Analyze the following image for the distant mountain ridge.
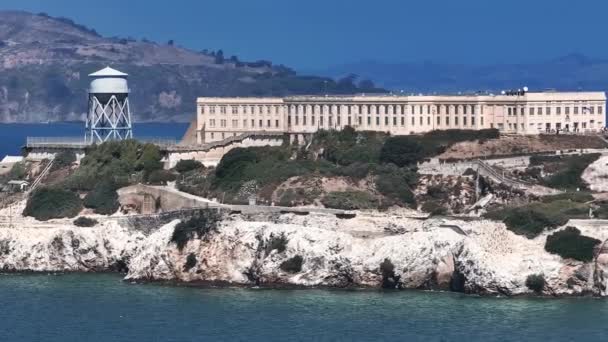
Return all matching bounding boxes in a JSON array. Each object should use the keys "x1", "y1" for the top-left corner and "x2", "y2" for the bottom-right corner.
[
  {"x1": 315, "y1": 53, "x2": 608, "y2": 94},
  {"x1": 0, "y1": 11, "x2": 381, "y2": 123}
]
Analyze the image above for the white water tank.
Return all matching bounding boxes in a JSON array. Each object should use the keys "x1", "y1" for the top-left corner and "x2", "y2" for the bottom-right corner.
[
  {"x1": 86, "y1": 66, "x2": 133, "y2": 143},
  {"x1": 89, "y1": 66, "x2": 129, "y2": 95}
]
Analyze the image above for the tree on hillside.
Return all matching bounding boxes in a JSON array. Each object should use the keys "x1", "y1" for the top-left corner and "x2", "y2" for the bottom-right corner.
[{"x1": 379, "y1": 136, "x2": 424, "y2": 167}]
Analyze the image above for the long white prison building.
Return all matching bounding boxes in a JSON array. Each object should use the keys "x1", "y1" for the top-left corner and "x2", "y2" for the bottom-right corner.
[{"x1": 193, "y1": 91, "x2": 606, "y2": 143}]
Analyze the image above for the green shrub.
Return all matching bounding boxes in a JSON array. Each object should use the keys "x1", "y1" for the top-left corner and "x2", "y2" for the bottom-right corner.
[
  {"x1": 24, "y1": 187, "x2": 82, "y2": 221},
  {"x1": 184, "y1": 253, "x2": 197, "y2": 271},
  {"x1": 265, "y1": 233, "x2": 289, "y2": 256},
  {"x1": 83, "y1": 180, "x2": 119, "y2": 215},
  {"x1": 65, "y1": 140, "x2": 163, "y2": 191},
  {"x1": 541, "y1": 192, "x2": 594, "y2": 204},
  {"x1": 53, "y1": 151, "x2": 76, "y2": 169},
  {"x1": 545, "y1": 227, "x2": 600, "y2": 262},
  {"x1": 175, "y1": 159, "x2": 203, "y2": 173},
  {"x1": 280, "y1": 255, "x2": 303, "y2": 273},
  {"x1": 313, "y1": 129, "x2": 384, "y2": 166},
  {"x1": 485, "y1": 200, "x2": 590, "y2": 238},
  {"x1": 374, "y1": 164, "x2": 417, "y2": 205},
  {"x1": 486, "y1": 206, "x2": 565, "y2": 238},
  {"x1": 421, "y1": 200, "x2": 447, "y2": 216},
  {"x1": 7, "y1": 162, "x2": 26, "y2": 180},
  {"x1": 525, "y1": 274, "x2": 545, "y2": 293},
  {"x1": 215, "y1": 148, "x2": 259, "y2": 179},
  {"x1": 380, "y1": 258, "x2": 401, "y2": 289},
  {"x1": 379, "y1": 136, "x2": 424, "y2": 167},
  {"x1": 146, "y1": 169, "x2": 177, "y2": 185},
  {"x1": 171, "y1": 210, "x2": 222, "y2": 250},
  {"x1": 332, "y1": 162, "x2": 373, "y2": 179},
  {"x1": 73, "y1": 216, "x2": 98, "y2": 227},
  {"x1": 138, "y1": 143, "x2": 164, "y2": 176},
  {"x1": 278, "y1": 189, "x2": 296, "y2": 207},
  {"x1": 540, "y1": 154, "x2": 600, "y2": 190},
  {"x1": 321, "y1": 191, "x2": 379, "y2": 210}
]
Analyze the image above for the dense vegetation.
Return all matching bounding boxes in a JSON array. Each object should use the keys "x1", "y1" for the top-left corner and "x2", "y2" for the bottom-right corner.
[
  {"x1": 62, "y1": 140, "x2": 164, "y2": 191},
  {"x1": 83, "y1": 180, "x2": 120, "y2": 215},
  {"x1": 321, "y1": 191, "x2": 379, "y2": 210},
  {"x1": 380, "y1": 258, "x2": 401, "y2": 289},
  {"x1": 73, "y1": 216, "x2": 98, "y2": 227},
  {"x1": 53, "y1": 151, "x2": 76, "y2": 169},
  {"x1": 171, "y1": 210, "x2": 222, "y2": 250},
  {"x1": 177, "y1": 128, "x2": 502, "y2": 209},
  {"x1": 528, "y1": 153, "x2": 600, "y2": 190},
  {"x1": 379, "y1": 129, "x2": 500, "y2": 166},
  {"x1": 485, "y1": 198, "x2": 589, "y2": 238},
  {"x1": 175, "y1": 159, "x2": 203, "y2": 174},
  {"x1": 279, "y1": 255, "x2": 303, "y2": 273},
  {"x1": 545, "y1": 227, "x2": 601, "y2": 262},
  {"x1": 24, "y1": 187, "x2": 82, "y2": 221},
  {"x1": 265, "y1": 233, "x2": 289, "y2": 256},
  {"x1": 184, "y1": 253, "x2": 197, "y2": 271},
  {"x1": 525, "y1": 274, "x2": 546, "y2": 293}
]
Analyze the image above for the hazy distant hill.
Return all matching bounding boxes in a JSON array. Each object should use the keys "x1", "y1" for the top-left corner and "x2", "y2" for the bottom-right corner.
[
  {"x1": 0, "y1": 11, "x2": 382, "y2": 123},
  {"x1": 315, "y1": 54, "x2": 608, "y2": 94}
]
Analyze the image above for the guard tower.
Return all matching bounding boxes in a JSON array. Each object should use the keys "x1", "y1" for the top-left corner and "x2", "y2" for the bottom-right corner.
[{"x1": 85, "y1": 66, "x2": 133, "y2": 143}]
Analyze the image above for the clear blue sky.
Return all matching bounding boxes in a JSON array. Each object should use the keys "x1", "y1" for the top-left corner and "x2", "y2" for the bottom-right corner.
[{"x1": 3, "y1": 0, "x2": 607, "y2": 69}]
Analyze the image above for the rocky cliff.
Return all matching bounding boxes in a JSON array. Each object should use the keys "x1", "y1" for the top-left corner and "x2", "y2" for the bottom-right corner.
[{"x1": 3, "y1": 210, "x2": 608, "y2": 296}]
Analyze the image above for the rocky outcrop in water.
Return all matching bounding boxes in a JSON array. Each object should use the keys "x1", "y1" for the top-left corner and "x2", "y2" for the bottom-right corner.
[{"x1": 3, "y1": 211, "x2": 608, "y2": 296}]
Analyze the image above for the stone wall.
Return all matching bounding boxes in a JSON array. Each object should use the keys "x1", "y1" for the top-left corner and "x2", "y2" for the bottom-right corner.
[
  {"x1": 166, "y1": 136, "x2": 284, "y2": 167},
  {"x1": 117, "y1": 184, "x2": 210, "y2": 213}
]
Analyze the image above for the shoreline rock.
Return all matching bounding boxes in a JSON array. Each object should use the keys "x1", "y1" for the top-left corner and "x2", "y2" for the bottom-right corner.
[{"x1": 2, "y1": 211, "x2": 608, "y2": 297}]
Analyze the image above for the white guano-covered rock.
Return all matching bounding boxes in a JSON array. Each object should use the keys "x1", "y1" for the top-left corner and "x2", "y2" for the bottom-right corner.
[
  {"x1": 3, "y1": 210, "x2": 608, "y2": 296},
  {"x1": 582, "y1": 155, "x2": 608, "y2": 192}
]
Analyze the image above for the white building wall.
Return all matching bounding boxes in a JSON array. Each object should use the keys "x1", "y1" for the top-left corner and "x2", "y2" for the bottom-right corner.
[{"x1": 196, "y1": 92, "x2": 606, "y2": 143}]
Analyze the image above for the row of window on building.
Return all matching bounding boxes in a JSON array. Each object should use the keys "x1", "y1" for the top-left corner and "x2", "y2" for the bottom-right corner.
[
  {"x1": 284, "y1": 114, "x2": 484, "y2": 128},
  {"x1": 202, "y1": 105, "x2": 283, "y2": 115},
  {"x1": 500, "y1": 120, "x2": 600, "y2": 132},
  {"x1": 208, "y1": 118, "x2": 280, "y2": 129},
  {"x1": 201, "y1": 104, "x2": 481, "y2": 116},
  {"x1": 506, "y1": 105, "x2": 603, "y2": 116}
]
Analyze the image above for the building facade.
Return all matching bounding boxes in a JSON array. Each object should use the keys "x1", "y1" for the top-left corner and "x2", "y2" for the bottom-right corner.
[{"x1": 195, "y1": 91, "x2": 606, "y2": 144}]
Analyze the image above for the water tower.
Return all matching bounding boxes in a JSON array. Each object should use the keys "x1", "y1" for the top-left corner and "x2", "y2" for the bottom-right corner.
[{"x1": 85, "y1": 66, "x2": 133, "y2": 143}]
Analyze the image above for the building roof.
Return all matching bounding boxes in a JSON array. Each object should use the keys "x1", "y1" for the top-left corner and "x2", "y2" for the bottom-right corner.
[
  {"x1": 89, "y1": 66, "x2": 128, "y2": 77},
  {"x1": 1, "y1": 155, "x2": 23, "y2": 164}
]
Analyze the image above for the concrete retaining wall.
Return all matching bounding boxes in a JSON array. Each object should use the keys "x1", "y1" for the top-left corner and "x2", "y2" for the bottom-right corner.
[
  {"x1": 166, "y1": 137, "x2": 284, "y2": 167},
  {"x1": 117, "y1": 184, "x2": 210, "y2": 213}
]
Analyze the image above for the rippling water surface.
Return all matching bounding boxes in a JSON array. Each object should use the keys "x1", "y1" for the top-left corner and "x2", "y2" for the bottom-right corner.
[{"x1": 0, "y1": 273, "x2": 607, "y2": 341}]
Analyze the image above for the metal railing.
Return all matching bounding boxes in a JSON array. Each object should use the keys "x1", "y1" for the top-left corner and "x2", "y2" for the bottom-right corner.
[
  {"x1": 25, "y1": 136, "x2": 180, "y2": 148},
  {"x1": 26, "y1": 136, "x2": 89, "y2": 148}
]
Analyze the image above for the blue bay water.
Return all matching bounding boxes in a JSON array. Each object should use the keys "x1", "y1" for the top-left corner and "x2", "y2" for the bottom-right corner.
[
  {"x1": 0, "y1": 122, "x2": 189, "y2": 157},
  {"x1": 0, "y1": 273, "x2": 607, "y2": 341}
]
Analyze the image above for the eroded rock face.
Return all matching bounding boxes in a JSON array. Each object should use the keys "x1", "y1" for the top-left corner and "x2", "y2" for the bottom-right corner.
[
  {"x1": 0, "y1": 222, "x2": 144, "y2": 272},
  {"x1": 582, "y1": 156, "x2": 608, "y2": 192},
  {"x1": 3, "y1": 212, "x2": 608, "y2": 296}
]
